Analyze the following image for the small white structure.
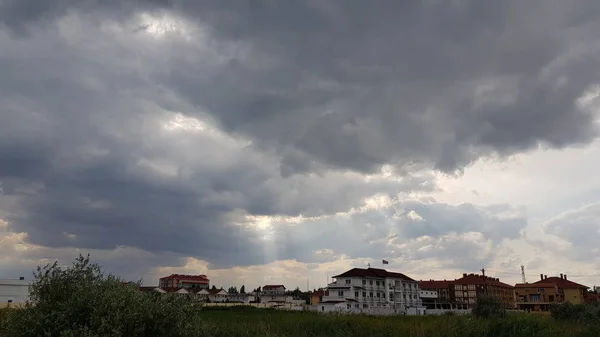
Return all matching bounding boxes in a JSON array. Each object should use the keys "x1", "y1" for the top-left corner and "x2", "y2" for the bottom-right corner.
[
  {"x1": 208, "y1": 288, "x2": 228, "y2": 302},
  {"x1": 227, "y1": 293, "x2": 255, "y2": 303},
  {"x1": 0, "y1": 278, "x2": 32, "y2": 307}
]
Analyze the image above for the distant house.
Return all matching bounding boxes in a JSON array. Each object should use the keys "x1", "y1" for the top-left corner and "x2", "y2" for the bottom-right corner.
[
  {"x1": 260, "y1": 285, "x2": 292, "y2": 304},
  {"x1": 228, "y1": 292, "x2": 255, "y2": 303},
  {"x1": 159, "y1": 274, "x2": 209, "y2": 290},
  {"x1": 515, "y1": 274, "x2": 589, "y2": 311},
  {"x1": 262, "y1": 285, "x2": 286, "y2": 295},
  {"x1": 310, "y1": 290, "x2": 326, "y2": 305},
  {"x1": 208, "y1": 288, "x2": 228, "y2": 303}
]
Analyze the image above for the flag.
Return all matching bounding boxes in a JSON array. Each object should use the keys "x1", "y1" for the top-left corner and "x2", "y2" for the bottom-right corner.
[{"x1": 382, "y1": 259, "x2": 389, "y2": 265}]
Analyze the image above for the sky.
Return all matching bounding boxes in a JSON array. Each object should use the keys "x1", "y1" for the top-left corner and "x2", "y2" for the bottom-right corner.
[{"x1": 1, "y1": 0, "x2": 600, "y2": 291}]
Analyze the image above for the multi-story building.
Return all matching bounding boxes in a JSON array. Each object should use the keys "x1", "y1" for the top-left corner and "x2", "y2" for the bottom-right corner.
[
  {"x1": 260, "y1": 285, "x2": 291, "y2": 304},
  {"x1": 419, "y1": 280, "x2": 453, "y2": 309},
  {"x1": 420, "y1": 273, "x2": 514, "y2": 309},
  {"x1": 515, "y1": 274, "x2": 588, "y2": 311},
  {"x1": 0, "y1": 277, "x2": 31, "y2": 308},
  {"x1": 158, "y1": 274, "x2": 209, "y2": 290},
  {"x1": 452, "y1": 273, "x2": 514, "y2": 309},
  {"x1": 321, "y1": 267, "x2": 422, "y2": 314}
]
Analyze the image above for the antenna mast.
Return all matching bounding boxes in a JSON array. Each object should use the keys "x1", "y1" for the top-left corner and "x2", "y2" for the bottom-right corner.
[{"x1": 521, "y1": 265, "x2": 526, "y2": 283}]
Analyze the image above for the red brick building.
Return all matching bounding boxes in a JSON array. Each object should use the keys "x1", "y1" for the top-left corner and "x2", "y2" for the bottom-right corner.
[
  {"x1": 420, "y1": 273, "x2": 514, "y2": 309},
  {"x1": 159, "y1": 274, "x2": 209, "y2": 290}
]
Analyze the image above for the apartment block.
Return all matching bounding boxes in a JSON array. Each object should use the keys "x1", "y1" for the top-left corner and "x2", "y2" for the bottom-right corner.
[{"x1": 515, "y1": 274, "x2": 588, "y2": 311}]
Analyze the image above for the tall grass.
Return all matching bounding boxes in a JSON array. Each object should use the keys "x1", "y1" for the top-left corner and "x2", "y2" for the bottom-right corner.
[
  {"x1": 2, "y1": 304, "x2": 598, "y2": 336},
  {"x1": 198, "y1": 306, "x2": 597, "y2": 337}
]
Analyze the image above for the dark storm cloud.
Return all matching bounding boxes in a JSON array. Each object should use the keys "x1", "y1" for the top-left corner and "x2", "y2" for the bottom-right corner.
[{"x1": 0, "y1": 0, "x2": 598, "y2": 271}]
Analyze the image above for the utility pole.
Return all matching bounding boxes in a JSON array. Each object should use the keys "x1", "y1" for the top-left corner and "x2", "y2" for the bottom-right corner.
[
  {"x1": 521, "y1": 265, "x2": 526, "y2": 283},
  {"x1": 481, "y1": 268, "x2": 487, "y2": 295}
]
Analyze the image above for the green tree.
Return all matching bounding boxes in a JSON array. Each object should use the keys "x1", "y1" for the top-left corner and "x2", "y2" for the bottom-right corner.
[
  {"x1": 2, "y1": 254, "x2": 209, "y2": 337},
  {"x1": 240, "y1": 285, "x2": 245, "y2": 294},
  {"x1": 472, "y1": 294, "x2": 507, "y2": 319}
]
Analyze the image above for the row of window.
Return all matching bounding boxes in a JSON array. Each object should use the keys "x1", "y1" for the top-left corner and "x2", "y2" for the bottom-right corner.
[{"x1": 342, "y1": 278, "x2": 417, "y2": 290}]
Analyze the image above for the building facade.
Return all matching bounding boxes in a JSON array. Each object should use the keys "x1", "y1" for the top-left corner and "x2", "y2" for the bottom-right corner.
[
  {"x1": 452, "y1": 273, "x2": 514, "y2": 309},
  {"x1": 0, "y1": 278, "x2": 31, "y2": 308},
  {"x1": 515, "y1": 274, "x2": 588, "y2": 311},
  {"x1": 419, "y1": 280, "x2": 453, "y2": 309},
  {"x1": 158, "y1": 274, "x2": 209, "y2": 290},
  {"x1": 321, "y1": 267, "x2": 422, "y2": 314}
]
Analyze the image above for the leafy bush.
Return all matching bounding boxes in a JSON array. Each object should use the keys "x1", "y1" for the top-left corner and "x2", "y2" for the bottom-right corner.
[
  {"x1": 2, "y1": 254, "x2": 210, "y2": 337},
  {"x1": 550, "y1": 302, "x2": 600, "y2": 325},
  {"x1": 472, "y1": 294, "x2": 507, "y2": 319}
]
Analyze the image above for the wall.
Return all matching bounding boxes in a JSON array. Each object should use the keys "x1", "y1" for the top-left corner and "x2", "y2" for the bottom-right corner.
[
  {"x1": 563, "y1": 288, "x2": 585, "y2": 304},
  {"x1": 0, "y1": 280, "x2": 31, "y2": 305}
]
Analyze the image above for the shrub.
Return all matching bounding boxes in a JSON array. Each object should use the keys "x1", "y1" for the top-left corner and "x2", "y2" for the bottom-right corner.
[
  {"x1": 472, "y1": 294, "x2": 507, "y2": 319},
  {"x1": 550, "y1": 302, "x2": 600, "y2": 326},
  {"x1": 2, "y1": 254, "x2": 210, "y2": 337}
]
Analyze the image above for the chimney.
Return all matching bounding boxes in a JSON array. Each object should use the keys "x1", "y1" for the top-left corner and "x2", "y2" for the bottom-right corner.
[
  {"x1": 544, "y1": 275, "x2": 548, "y2": 280},
  {"x1": 560, "y1": 273, "x2": 563, "y2": 279},
  {"x1": 540, "y1": 274, "x2": 544, "y2": 281},
  {"x1": 564, "y1": 274, "x2": 567, "y2": 280},
  {"x1": 463, "y1": 273, "x2": 467, "y2": 278}
]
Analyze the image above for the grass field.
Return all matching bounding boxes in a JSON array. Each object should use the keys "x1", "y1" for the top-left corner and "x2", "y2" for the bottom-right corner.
[
  {"x1": 2, "y1": 306, "x2": 597, "y2": 337},
  {"x1": 200, "y1": 306, "x2": 597, "y2": 337}
]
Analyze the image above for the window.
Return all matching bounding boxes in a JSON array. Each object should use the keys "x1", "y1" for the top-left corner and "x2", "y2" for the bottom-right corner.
[
  {"x1": 338, "y1": 291, "x2": 344, "y2": 297},
  {"x1": 369, "y1": 292, "x2": 373, "y2": 297},
  {"x1": 389, "y1": 292, "x2": 394, "y2": 299},
  {"x1": 355, "y1": 304, "x2": 359, "y2": 308},
  {"x1": 362, "y1": 292, "x2": 366, "y2": 297},
  {"x1": 376, "y1": 281, "x2": 380, "y2": 286},
  {"x1": 363, "y1": 304, "x2": 368, "y2": 308},
  {"x1": 362, "y1": 280, "x2": 366, "y2": 285},
  {"x1": 468, "y1": 284, "x2": 475, "y2": 291},
  {"x1": 537, "y1": 288, "x2": 544, "y2": 292},
  {"x1": 355, "y1": 291, "x2": 359, "y2": 297},
  {"x1": 369, "y1": 280, "x2": 373, "y2": 285},
  {"x1": 7, "y1": 300, "x2": 12, "y2": 303},
  {"x1": 377, "y1": 292, "x2": 381, "y2": 298},
  {"x1": 403, "y1": 294, "x2": 406, "y2": 299},
  {"x1": 346, "y1": 279, "x2": 351, "y2": 284},
  {"x1": 347, "y1": 304, "x2": 351, "y2": 309},
  {"x1": 413, "y1": 295, "x2": 417, "y2": 299}
]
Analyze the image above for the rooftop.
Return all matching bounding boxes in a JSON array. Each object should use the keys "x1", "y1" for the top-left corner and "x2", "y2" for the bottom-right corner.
[
  {"x1": 332, "y1": 267, "x2": 415, "y2": 281},
  {"x1": 531, "y1": 276, "x2": 588, "y2": 289},
  {"x1": 263, "y1": 285, "x2": 286, "y2": 289},
  {"x1": 160, "y1": 274, "x2": 209, "y2": 281}
]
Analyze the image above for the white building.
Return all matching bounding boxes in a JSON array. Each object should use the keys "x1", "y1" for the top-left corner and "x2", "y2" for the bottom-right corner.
[
  {"x1": 259, "y1": 285, "x2": 292, "y2": 304},
  {"x1": 321, "y1": 267, "x2": 424, "y2": 315},
  {"x1": 0, "y1": 278, "x2": 32, "y2": 307}
]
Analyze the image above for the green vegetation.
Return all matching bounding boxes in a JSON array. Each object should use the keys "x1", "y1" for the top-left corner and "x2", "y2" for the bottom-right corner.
[
  {"x1": 1, "y1": 255, "x2": 600, "y2": 336},
  {"x1": 198, "y1": 306, "x2": 596, "y2": 337},
  {"x1": 0, "y1": 254, "x2": 208, "y2": 337},
  {"x1": 550, "y1": 302, "x2": 600, "y2": 326}
]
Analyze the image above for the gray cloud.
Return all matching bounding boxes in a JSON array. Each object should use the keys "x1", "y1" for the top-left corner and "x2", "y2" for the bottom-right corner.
[{"x1": 0, "y1": 0, "x2": 598, "y2": 274}]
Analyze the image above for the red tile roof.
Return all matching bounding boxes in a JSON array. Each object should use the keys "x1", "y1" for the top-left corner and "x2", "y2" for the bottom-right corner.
[
  {"x1": 312, "y1": 290, "x2": 326, "y2": 297},
  {"x1": 531, "y1": 277, "x2": 588, "y2": 289},
  {"x1": 453, "y1": 273, "x2": 513, "y2": 288},
  {"x1": 332, "y1": 268, "x2": 415, "y2": 281},
  {"x1": 420, "y1": 280, "x2": 454, "y2": 289},
  {"x1": 160, "y1": 274, "x2": 209, "y2": 282},
  {"x1": 208, "y1": 288, "x2": 227, "y2": 295},
  {"x1": 263, "y1": 285, "x2": 286, "y2": 289}
]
